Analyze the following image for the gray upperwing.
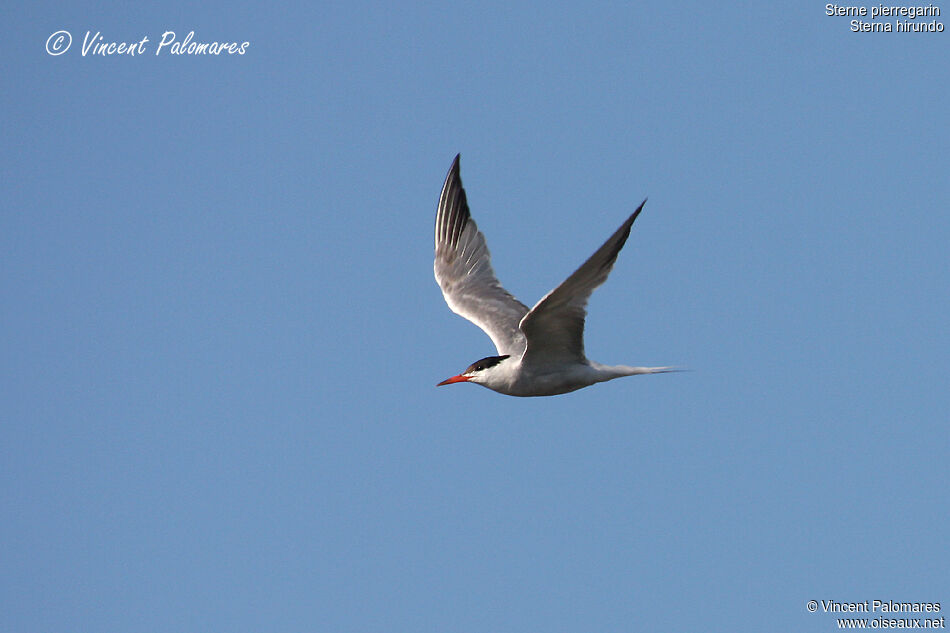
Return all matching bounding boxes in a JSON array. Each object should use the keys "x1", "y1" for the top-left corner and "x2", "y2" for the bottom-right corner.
[
  {"x1": 434, "y1": 155, "x2": 529, "y2": 357},
  {"x1": 519, "y1": 200, "x2": 646, "y2": 366}
]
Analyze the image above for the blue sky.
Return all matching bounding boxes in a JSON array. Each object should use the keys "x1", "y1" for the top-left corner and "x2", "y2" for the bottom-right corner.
[{"x1": 3, "y1": 2, "x2": 948, "y2": 631}]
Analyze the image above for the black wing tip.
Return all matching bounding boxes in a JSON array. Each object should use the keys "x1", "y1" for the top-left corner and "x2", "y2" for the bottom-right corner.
[
  {"x1": 600, "y1": 199, "x2": 647, "y2": 272},
  {"x1": 630, "y1": 198, "x2": 647, "y2": 224},
  {"x1": 442, "y1": 154, "x2": 463, "y2": 196},
  {"x1": 436, "y1": 153, "x2": 470, "y2": 248}
]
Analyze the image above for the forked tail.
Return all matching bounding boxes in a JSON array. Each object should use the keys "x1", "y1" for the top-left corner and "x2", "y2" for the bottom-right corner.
[
  {"x1": 620, "y1": 366, "x2": 682, "y2": 375},
  {"x1": 590, "y1": 363, "x2": 684, "y2": 383}
]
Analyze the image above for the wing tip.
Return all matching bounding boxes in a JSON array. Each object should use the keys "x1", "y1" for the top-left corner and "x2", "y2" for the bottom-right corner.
[
  {"x1": 444, "y1": 153, "x2": 462, "y2": 188},
  {"x1": 629, "y1": 198, "x2": 647, "y2": 225},
  {"x1": 447, "y1": 153, "x2": 461, "y2": 181},
  {"x1": 606, "y1": 199, "x2": 648, "y2": 266},
  {"x1": 437, "y1": 153, "x2": 469, "y2": 248}
]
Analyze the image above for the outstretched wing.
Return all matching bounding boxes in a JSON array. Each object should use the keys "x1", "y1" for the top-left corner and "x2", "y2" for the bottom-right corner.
[
  {"x1": 434, "y1": 155, "x2": 530, "y2": 356},
  {"x1": 519, "y1": 200, "x2": 646, "y2": 366}
]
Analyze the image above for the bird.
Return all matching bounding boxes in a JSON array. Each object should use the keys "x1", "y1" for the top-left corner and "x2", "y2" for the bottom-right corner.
[{"x1": 434, "y1": 154, "x2": 676, "y2": 397}]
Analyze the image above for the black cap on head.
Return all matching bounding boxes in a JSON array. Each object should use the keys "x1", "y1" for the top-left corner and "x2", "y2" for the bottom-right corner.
[{"x1": 465, "y1": 355, "x2": 510, "y2": 374}]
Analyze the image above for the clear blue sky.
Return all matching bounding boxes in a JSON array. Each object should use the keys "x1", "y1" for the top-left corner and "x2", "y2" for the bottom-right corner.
[{"x1": 3, "y1": 2, "x2": 948, "y2": 631}]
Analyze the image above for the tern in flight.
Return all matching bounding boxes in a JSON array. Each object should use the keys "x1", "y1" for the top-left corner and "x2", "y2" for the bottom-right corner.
[{"x1": 435, "y1": 154, "x2": 676, "y2": 397}]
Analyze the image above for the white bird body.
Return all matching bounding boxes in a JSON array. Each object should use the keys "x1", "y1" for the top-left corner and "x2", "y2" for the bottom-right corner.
[
  {"x1": 458, "y1": 358, "x2": 675, "y2": 398},
  {"x1": 434, "y1": 154, "x2": 675, "y2": 397}
]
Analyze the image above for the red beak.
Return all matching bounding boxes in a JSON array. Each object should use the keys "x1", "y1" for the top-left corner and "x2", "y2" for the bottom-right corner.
[{"x1": 437, "y1": 375, "x2": 471, "y2": 386}]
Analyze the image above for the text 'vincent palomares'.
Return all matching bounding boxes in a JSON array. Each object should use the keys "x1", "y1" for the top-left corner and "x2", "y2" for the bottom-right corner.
[
  {"x1": 81, "y1": 31, "x2": 250, "y2": 56},
  {"x1": 820, "y1": 600, "x2": 941, "y2": 614}
]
